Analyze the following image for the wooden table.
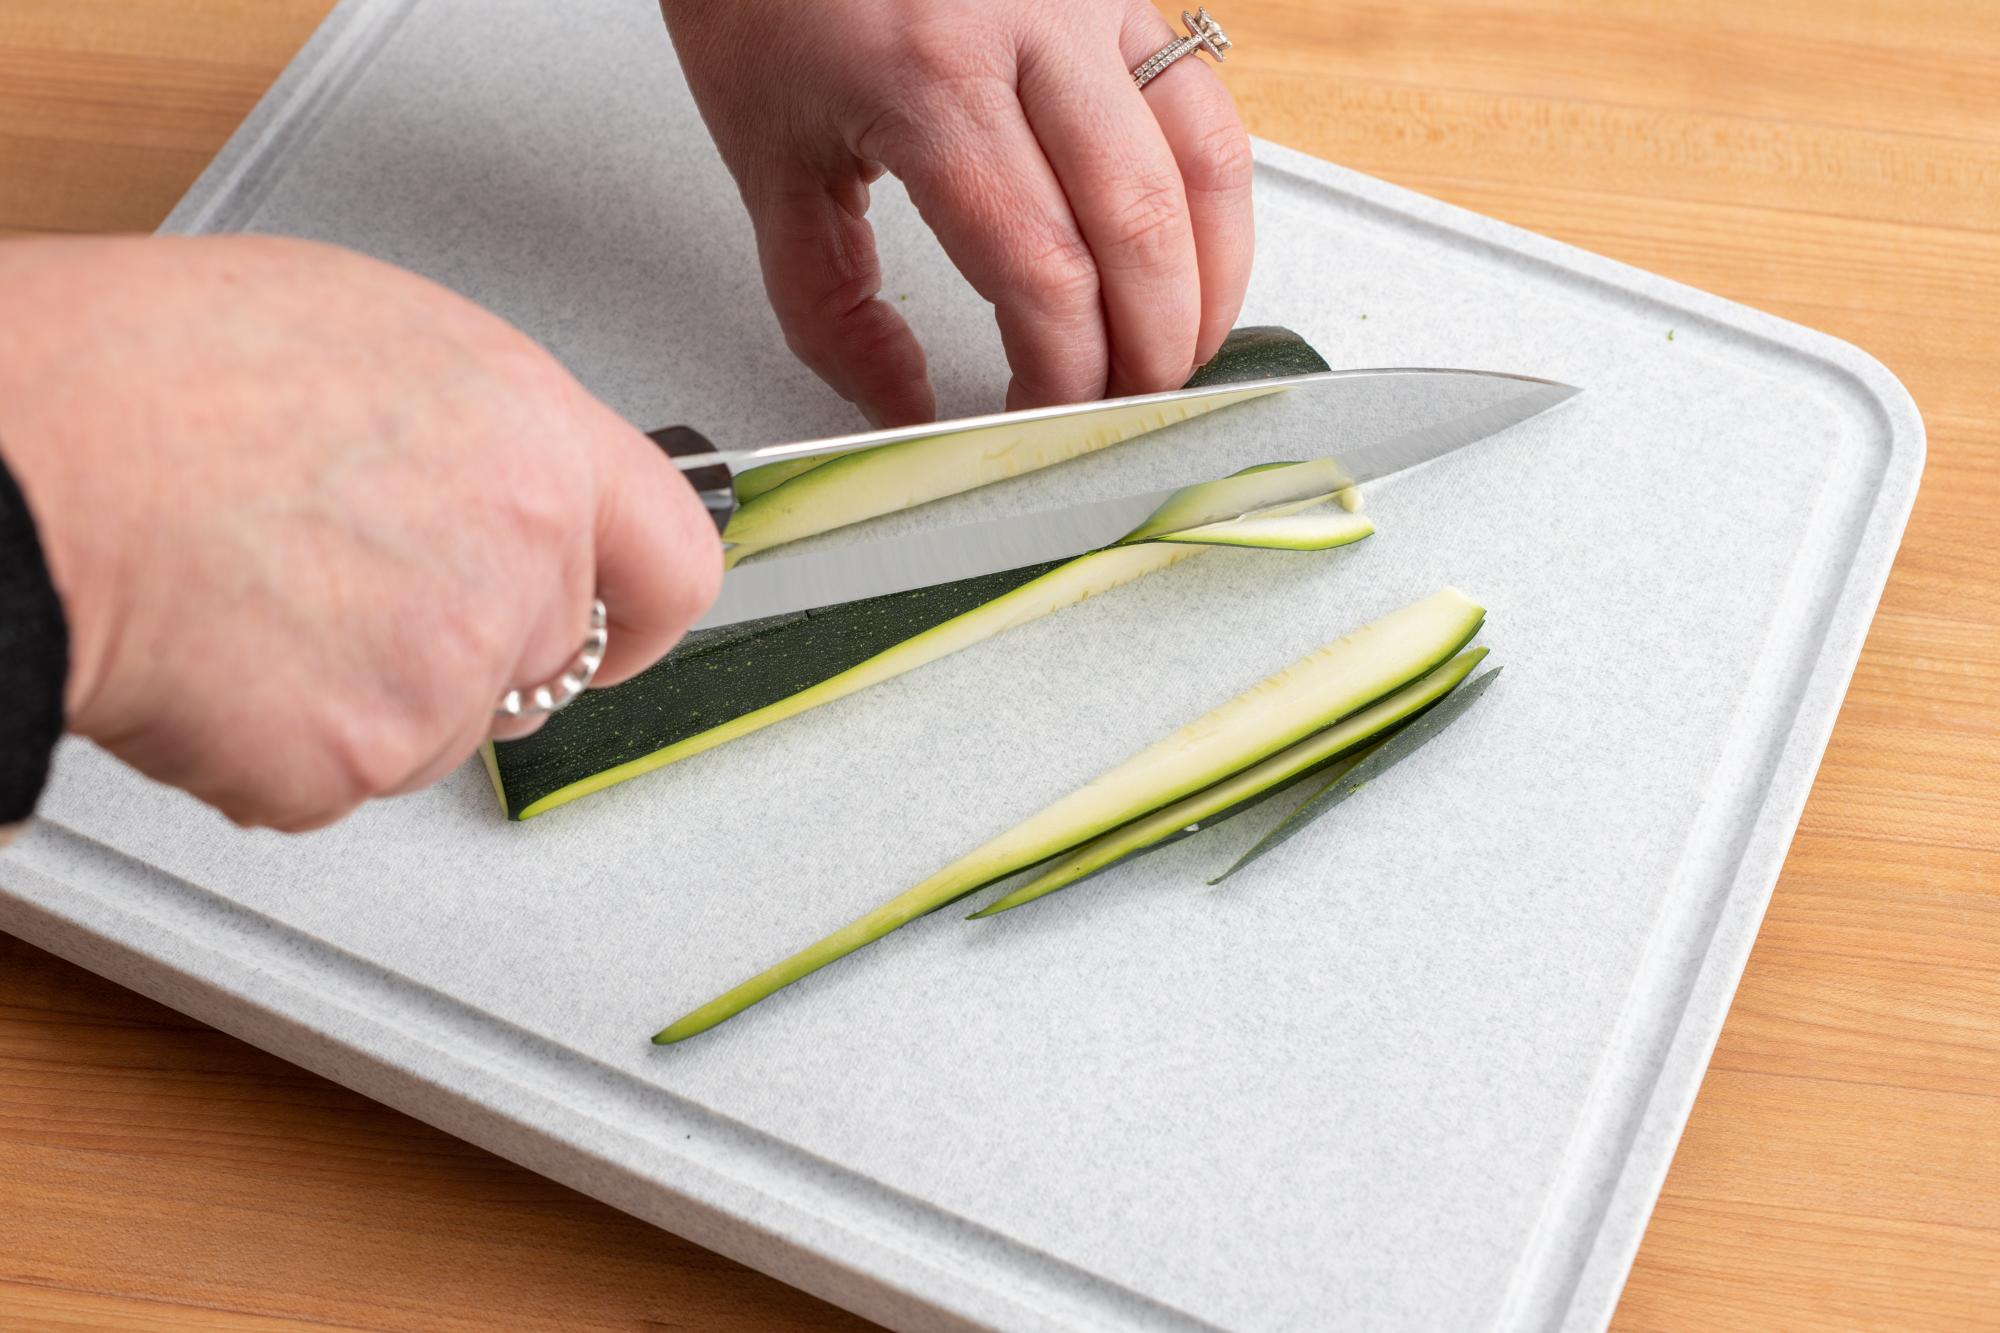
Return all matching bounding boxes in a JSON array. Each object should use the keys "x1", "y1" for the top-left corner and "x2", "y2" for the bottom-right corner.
[{"x1": 3, "y1": 2, "x2": 1995, "y2": 1327}]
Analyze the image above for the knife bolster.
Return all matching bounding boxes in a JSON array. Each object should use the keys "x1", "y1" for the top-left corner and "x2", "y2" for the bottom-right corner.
[{"x1": 647, "y1": 426, "x2": 737, "y2": 534}]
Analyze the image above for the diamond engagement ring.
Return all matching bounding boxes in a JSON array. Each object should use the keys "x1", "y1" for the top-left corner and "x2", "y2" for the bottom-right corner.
[
  {"x1": 1132, "y1": 8, "x2": 1231, "y2": 91},
  {"x1": 495, "y1": 599, "x2": 609, "y2": 720}
]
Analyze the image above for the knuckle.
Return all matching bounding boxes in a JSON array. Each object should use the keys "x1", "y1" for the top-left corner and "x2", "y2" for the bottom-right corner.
[
  {"x1": 791, "y1": 267, "x2": 883, "y2": 339},
  {"x1": 898, "y1": 18, "x2": 1007, "y2": 88},
  {"x1": 320, "y1": 705, "x2": 427, "y2": 803},
  {"x1": 490, "y1": 465, "x2": 587, "y2": 553},
  {"x1": 850, "y1": 101, "x2": 919, "y2": 165},
  {"x1": 1022, "y1": 232, "x2": 1101, "y2": 318},
  {"x1": 435, "y1": 602, "x2": 514, "y2": 681},
  {"x1": 857, "y1": 28, "x2": 1011, "y2": 159},
  {"x1": 1184, "y1": 119, "x2": 1254, "y2": 198},
  {"x1": 479, "y1": 334, "x2": 577, "y2": 412},
  {"x1": 1098, "y1": 176, "x2": 1189, "y2": 272}
]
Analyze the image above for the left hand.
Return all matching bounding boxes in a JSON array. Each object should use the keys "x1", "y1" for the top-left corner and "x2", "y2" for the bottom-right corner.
[{"x1": 663, "y1": 0, "x2": 1255, "y2": 426}]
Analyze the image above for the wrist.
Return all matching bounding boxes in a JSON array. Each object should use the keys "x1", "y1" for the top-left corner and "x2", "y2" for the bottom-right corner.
[{"x1": 0, "y1": 236, "x2": 148, "y2": 732}]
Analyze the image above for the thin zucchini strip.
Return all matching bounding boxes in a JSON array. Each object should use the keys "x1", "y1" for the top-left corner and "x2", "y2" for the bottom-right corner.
[
  {"x1": 653, "y1": 589, "x2": 1485, "y2": 1042},
  {"x1": 501, "y1": 543, "x2": 1204, "y2": 818},
  {"x1": 1155, "y1": 509, "x2": 1377, "y2": 551},
  {"x1": 722, "y1": 385, "x2": 1280, "y2": 562},
  {"x1": 722, "y1": 324, "x2": 1327, "y2": 559},
  {"x1": 1208, "y1": 666, "x2": 1503, "y2": 884},
  {"x1": 971, "y1": 648, "x2": 1488, "y2": 916}
]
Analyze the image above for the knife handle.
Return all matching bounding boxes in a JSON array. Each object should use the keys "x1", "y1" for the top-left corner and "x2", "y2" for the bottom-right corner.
[{"x1": 646, "y1": 426, "x2": 737, "y2": 535}]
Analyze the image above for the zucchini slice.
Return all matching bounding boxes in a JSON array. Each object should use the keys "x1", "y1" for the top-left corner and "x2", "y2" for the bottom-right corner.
[
  {"x1": 1155, "y1": 509, "x2": 1377, "y2": 551},
  {"x1": 722, "y1": 386, "x2": 1280, "y2": 561},
  {"x1": 495, "y1": 543, "x2": 1203, "y2": 819},
  {"x1": 653, "y1": 588, "x2": 1486, "y2": 1043},
  {"x1": 971, "y1": 648, "x2": 1489, "y2": 915},
  {"x1": 1208, "y1": 665, "x2": 1502, "y2": 884},
  {"x1": 721, "y1": 325, "x2": 1325, "y2": 561},
  {"x1": 1114, "y1": 458, "x2": 1353, "y2": 546}
]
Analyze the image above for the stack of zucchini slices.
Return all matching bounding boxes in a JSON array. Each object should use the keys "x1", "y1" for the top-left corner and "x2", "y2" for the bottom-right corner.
[{"x1": 656, "y1": 587, "x2": 1495, "y2": 1042}]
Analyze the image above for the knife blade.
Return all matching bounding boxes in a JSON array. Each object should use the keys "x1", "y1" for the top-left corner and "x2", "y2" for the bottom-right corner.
[
  {"x1": 659, "y1": 368, "x2": 1571, "y2": 518},
  {"x1": 662, "y1": 367, "x2": 1578, "y2": 631}
]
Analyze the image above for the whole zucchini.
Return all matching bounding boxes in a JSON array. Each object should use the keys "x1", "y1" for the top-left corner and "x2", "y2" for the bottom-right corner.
[{"x1": 489, "y1": 327, "x2": 1345, "y2": 820}]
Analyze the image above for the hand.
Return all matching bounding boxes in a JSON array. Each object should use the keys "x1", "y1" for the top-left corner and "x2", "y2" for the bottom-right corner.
[
  {"x1": 665, "y1": 0, "x2": 1254, "y2": 425},
  {"x1": 0, "y1": 235, "x2": 721, "y2": 831}
]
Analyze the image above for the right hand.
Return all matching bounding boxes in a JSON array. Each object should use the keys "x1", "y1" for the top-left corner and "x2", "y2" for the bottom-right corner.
[{"x1": 0, "y1": 234, "x2": 722, "y2": 831}]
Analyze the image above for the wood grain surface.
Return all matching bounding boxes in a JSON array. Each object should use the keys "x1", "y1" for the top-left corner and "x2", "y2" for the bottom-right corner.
[{"x1": 3, "y1": 1, "x2": 1996, "y2": 1328}]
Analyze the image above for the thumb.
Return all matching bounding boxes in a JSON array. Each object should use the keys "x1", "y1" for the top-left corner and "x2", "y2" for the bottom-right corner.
[
  {"x1": 588, "y1": 410, "x2": 725, "y2": 687},
  {"x1": 746, "y1": 171, "x2": 936, "y2": 427}
]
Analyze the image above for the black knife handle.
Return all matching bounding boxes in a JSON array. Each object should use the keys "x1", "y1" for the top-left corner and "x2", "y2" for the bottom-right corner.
[{"x1": 647, "y1": 426, "x2": 737, "y2": 535}]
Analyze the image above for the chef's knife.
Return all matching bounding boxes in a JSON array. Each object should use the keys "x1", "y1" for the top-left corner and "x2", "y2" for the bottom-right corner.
[{"x1": 651, "y1": 367, "x2": 1578, "y2": 631}]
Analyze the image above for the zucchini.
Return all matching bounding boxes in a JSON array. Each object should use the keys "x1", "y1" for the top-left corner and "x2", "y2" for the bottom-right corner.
[
  {"x1": 491, "y1": 328, "x2": 1347, "y2": 819},
  {"x1": 970, "y1": 648, "x2": 1489, "y2": 916},
  {"x1": 653, "y1": 588, "x2": 1486, "y2": 1043},
  {"x1": 721, "y1": 325, "x2": 1320, "y2": 561}
]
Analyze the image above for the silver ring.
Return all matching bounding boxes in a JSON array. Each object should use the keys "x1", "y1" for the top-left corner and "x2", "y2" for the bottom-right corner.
[
  {"x1": 1132, "y1": 8, "x2": 1230, "y2": 90},
  {"x1": 495, "y1": 599, "x2": 609, "y2": 720}
]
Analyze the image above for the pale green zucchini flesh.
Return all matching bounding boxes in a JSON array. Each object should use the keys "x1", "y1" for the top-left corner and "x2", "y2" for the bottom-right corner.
[
  {"x1": 1114, "y1": 457, "x2": 1353, "y2": 546},
  {"x1": 653, "y1": 588, "x2": 1486, "y2": 1043},
  {"x1": 1155, "y1": 509, "x2": 1377, "y2": 550},
  {"x1": 721, "y1": 385, "x2": 1282, "y2": 561},
  {"x1": 720, "y1": 324, "x2": 1333, "y2": 559}
]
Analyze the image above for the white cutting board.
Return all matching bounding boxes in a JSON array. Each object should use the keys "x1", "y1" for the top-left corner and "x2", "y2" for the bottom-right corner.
[{"x1": 0, "y1": 1, "x2": 1922, "y2": 1329}]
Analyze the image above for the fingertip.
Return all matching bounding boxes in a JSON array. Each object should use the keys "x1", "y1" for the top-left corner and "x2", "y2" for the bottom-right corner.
[
  {"x1": 1107, "y1": 347, "x2": 1201, "y2": 400},
  {"x1": 1192, "y1": 321, "x2": 1230, "y2": 370},
  {"x1": 997, "y1": 299, "x2": 1111, "y2": 407}
]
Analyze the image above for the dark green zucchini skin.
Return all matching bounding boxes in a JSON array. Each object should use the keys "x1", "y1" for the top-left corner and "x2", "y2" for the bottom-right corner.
[
  {"x1": 490, "y1": 326, "x2": 1330, "y2": 819},
  {"x1": 1184, "y1": 326, "x2": 1332, "y2": 384}
]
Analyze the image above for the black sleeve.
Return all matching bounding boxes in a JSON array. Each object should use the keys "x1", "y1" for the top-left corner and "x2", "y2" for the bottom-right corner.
[{"x1": 0, "y1": 441, "x2": 68, "y2": 823}]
